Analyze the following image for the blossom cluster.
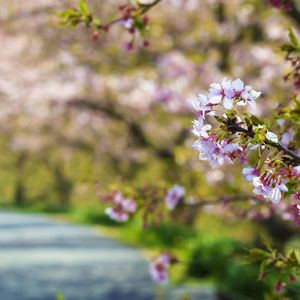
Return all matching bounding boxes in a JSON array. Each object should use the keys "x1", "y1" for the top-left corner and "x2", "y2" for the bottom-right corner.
[
  {"x1": 192, "y1": 78, "x2": 300, "y2": 206},
  {"x1": 192, "y1": 78, "x2": 260, "y2": 168},
  {"x1": 99, "y1": 185, "x2": 184, "y2": 285},
  {"x1": 165, "y1": 184, "x2": 185, "y2": 210},
  {"x1": 207, "y1": 78, "x2": 261, "y2": 109},
  {"x1": 104, "y1": 192, "x2": 137, "y2": 222},
  {"x1": 58, "y1": 0, "x2": 151, "y2": 50},
  {"x1": 243, "y1": 167, "x2": 288, "y2": 204},
  {"x1": 118, "y1": 4, "x2": 150, "y2": 50},
  {"x1": 103, "y1": 184, "x2": 186, "y2": 223},
  {"x1": 243, "y1": 163, "x2": 300, "y2": 205},
  {"x1": 149, "y1": 252, "x2": 178, "y2": 284}
]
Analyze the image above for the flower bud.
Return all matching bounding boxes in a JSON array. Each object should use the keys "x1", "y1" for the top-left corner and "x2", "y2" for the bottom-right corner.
[{"x1": 275, "y1": 281, "x2": 286, "y2": 293}]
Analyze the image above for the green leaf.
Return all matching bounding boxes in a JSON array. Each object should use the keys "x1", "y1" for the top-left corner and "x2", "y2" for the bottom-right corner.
[
  {"x1": 79, "y1": 0, "x2": 89, "y2": 15},
  {"x1": 225, "y1": 109, "x2": 236, "y2": 118},
  {"x1": 295, "y1": 250, "x2": 300, "y2": 264},
  {"x1": 260, "y1": 234, "x2": 273, "y2": 252},
  {"x1": 92, "y1": 17, "x2": 101, "y2": 28},
  {"x1": 259, "y1": 259, "x2": 268, "y2": 274},
  {"x1": 56, "y1": 8, "x2": 81, "y2": 26},
  {"x1": 281, "y1": 44, "x2": 296, "y2": 52},
  {"x1": 248, "y1": 248, "x2": 271, "y2": 262},
  {"x1": 214, "y1": 115, "x2": 227, "y2": 124},
  {"x1": 287, "y1": 250, "x2": 300, "y2": 268},
  {"x1": 245, "y1": 117, "x2": 252, "y2": 128},
  {"x1": 288, "y1": 27, "x2": 299, "y2": 47},
  {"x1": 249, "y1": 115, "x2": 264, "y2": 126}
]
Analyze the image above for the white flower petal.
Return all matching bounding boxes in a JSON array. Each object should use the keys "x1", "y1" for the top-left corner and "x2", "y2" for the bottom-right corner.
[
  {"x1": 231, "y1": 78, "x2": 244, "y2": 92},
  {"x1": 279, "y1": 184, "x2": 288, "y2": 192},
  {"x1": 248, "y1": 99, "x2": 256, "y2": 108},
  {"x1": 270, "y1": 188, "x2": 281, "y2": 204},
  {"x1": 198, "y1": 94, "x2": 209, "y2": 105},
  {"x1": 250, "y1": 89, "x2": 261, "y2": 100},
  {"x1": 266, "y1": 131, "x2": 278, "y2": 143},
  {"x1": 208, "y1": 94, "x2": 222, "y2": 104},
  {"x1": 223, "y1": 97, "x2": 234, "y2": 109}
]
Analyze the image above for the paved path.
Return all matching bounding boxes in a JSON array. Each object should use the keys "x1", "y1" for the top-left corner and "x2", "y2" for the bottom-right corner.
[{"x1": 0, "y1": 211, "x2": 216, "y2": 300}]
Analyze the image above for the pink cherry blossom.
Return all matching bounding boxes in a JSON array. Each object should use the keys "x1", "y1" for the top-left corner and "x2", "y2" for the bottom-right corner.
[
  {"x1": 122, "y1": 18, "x2": 134, "y2": 29},
  {"x1": 289, "y1": 274, "x2": 297, "y2": 283},
  {"x1": 208, "y1": 82, "x2": 223, "y2": 103},
  {"x1": 238, "y1": 85, "x2": 261, "y2": 108},
  {"x1": 231, "y1": 78, "x2": 245, "y2": 94},
  {"x1": 292, "y1": 191, "x2": 300, "y2": 201},
  {"x1": 252, "y1": 177, "x2": 272, "y2": 198},
  {"x1": 279, "y1": 202, "x2": 300, "y2": 225},
  {"x1": 165, "y1": 184, "x2": 185, "y2": 210},
  {"x1": 192, "y1": 94, "x2": 212, "y2": 123},
  {"x1": 209, "y1": 78, "x2": 233, "y2": 107},
  {"x1": 277, "y1": 119, "x2": 285, "y2": 128},
  {"x1": 207, "y1": 78, "x2": 261, "y2": 109},
  {"x1": 275, "y1": 281, "x2": 286, "y2": 293},
  {"x1": 293, "y1": 166, "x2": 300, "y2": 177},
  {"x1": 193, "y1": 136, "x2": 242, "y2": 167},
  {"x1": 105, "y1": 192, "x2": 137, "y2": 222},
  {"x1": 281, "y1": 129, "x2": 295, "y2": 147},
  {"x1": 149, "y1": 253, "x2": 177, "y2": 284},
  {"x1": 252, "y1": 176, "x2": 288, "y2": 204},
  {"x1": 242, "y1": 167, "x2": 260, "y2": 181},
  {"x1": 192, "y1": 120, "x2": 212, "y2": 138},
  {"x1": 193, "y1": 137, "x2": 227, "y2": 167},
  {"x1": 297, "y1": 204, "x2": 300, "y2": 216},
  {"x1": 105, "y1": 207, "x2": 130, "y2": 222}
]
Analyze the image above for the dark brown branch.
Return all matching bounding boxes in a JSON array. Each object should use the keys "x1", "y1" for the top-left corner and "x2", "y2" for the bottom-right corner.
[
  {"x1": 140, "y1": 0, "x2": 164, "y2": 13},
  {"x1": 226, "y1": 123, "x2": 300, "y2": 165}
]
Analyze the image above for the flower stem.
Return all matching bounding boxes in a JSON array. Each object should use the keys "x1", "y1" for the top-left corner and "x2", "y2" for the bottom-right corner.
[{"x1": 227, "y1": 123, "x2": 300, "y2": 165}]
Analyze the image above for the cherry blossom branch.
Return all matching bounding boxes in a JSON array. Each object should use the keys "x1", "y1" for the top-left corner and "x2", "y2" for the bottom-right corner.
[
  {"x1": 140, "y1": 0, "x2": 164, "y2": 13},
  {"x1": 226, "y1": 122, "x2": 300, "y2": 165},
  {"x1": 95, "y1": 0, "x2": 163, "y2": 31}
]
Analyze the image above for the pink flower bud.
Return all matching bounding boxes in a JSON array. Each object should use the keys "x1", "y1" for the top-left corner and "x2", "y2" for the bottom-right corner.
[
  {"x1": 143, "y1": 40, "x2": 150, "y2": 48},
  {"x1": 125, "y1": 41, "x2": 134, "y2": 51},
  {"x1": 275, "y1": 281, "x2": 286, "y2": 293},
  {"x1": 142, "y1": 16, "x2": 149, "y2": 25},
  {"x1": 91, "y1": 31, "x2": 99, "y2": 41},
  {"x1": 128, "y1": 27, "x2": 135, "y2": 35},
  {"x1": 289, "y1": 274, "x2": 297, "y2": 283},
  {"x1": 103, "y1": 25, "x2": 110, "y2": 33},
  {"x1": 118, "y1": 4, "x2": 127, "y2": 11}
]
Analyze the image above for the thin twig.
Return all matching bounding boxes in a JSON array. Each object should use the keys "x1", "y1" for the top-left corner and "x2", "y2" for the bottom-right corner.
[
  {"x1": 226, "y1": 123, "x2": 300, "y2": 165},
  {"x1": 98, "y1": 0, "x2": 163, "y2": 30}
]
